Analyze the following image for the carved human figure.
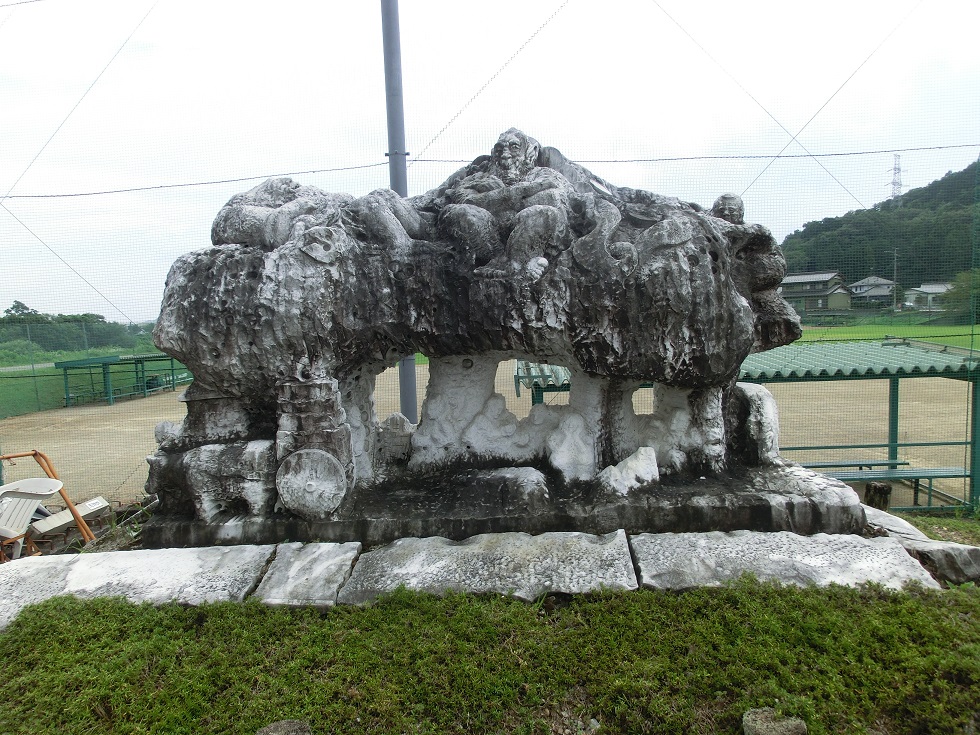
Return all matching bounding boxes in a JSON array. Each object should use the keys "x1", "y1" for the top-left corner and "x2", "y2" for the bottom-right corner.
[
  {"x1": 211, "y1": 177, "x2": 353, "y2": 250},
  {"x1": 710, "y1": 193, "x2": 745, "y2": 225},
  {"x1": 707, "y1": 193, "x2": 801, "y2": 351},
  {"x1": 439, "y1": 128, "x2": 574, "y2": 279}
]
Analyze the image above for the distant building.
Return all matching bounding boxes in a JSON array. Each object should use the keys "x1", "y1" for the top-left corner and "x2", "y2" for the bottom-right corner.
[
  {"x1": 904, "y1": 283, "x2": 952, "y2": 310},
  {"x1": 778, "y1": 272, "x2": 851, "y2": 312},
  {"x1": 848, "y1": 276, "x2": 896, "y2": 307}
]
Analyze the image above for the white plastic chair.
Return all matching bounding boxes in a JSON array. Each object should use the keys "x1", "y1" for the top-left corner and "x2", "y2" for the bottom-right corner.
[{"x1": 0, "y1": 477, "x2": 63, "y2": 562}]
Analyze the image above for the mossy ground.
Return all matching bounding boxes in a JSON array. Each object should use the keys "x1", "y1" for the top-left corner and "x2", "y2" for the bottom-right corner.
[
  {"x1": 2, "y1": 578, "x2": 978, "y2": 735},
  {"x1": 895, "y1": 512, "x2": 980, "y2": 546}
]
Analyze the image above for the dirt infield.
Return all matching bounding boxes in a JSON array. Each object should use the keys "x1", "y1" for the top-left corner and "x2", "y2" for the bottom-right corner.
[
  {"x1": 0, "y1": 390, "x2": 187, "y2": 508},
  {"x1": 0, "y1": 361, "x2": 972, "y2": 510}
]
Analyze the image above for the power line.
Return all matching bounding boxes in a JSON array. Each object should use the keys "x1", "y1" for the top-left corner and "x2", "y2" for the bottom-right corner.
[
  {"x1": 646, "y1": 0, "x2": 861, "y2": 206},
  {"x1": 3, "y1": 2, "x2": 158, "y2": 199},
  {"x1": 4, "y1": 145, "x2": 975, "y2": 201},
  {"x1": 0, "y1": 203, "x2": 136, "y2": 324},
  {"x1": 417, "y1": 143, "x2": 980, "y2": 165},
  {"x1": 647, "y1": 0, "x2": 920, "y2": 209},
  {"x1": 1, "y1": 162, "x2": 390, "y2": 200},
  {"x1": 580, "y1": 146, "x2": 979, "y2": 164},
  {"x1": 1, "y1": 1, "x2": 157, "y2": 325}
]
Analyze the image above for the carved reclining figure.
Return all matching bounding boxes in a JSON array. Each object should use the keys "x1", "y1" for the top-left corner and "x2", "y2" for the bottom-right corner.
[{"x1": 148, "y1": 130, "x2": 801, "y2": 523}]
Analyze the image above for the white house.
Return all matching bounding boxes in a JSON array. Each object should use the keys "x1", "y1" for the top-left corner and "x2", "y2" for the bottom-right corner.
[
  {"x1": 848, "y1": 276, "x2": 896, "y2": 307},
  {"x1": 904, "y1": 283, "x2": 952, "y2": 310}
]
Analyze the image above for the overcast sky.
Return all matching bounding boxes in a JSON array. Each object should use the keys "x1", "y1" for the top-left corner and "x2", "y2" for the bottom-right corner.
[{"x1": 1, "y1": 0, "x2": 978, "y2": 323}]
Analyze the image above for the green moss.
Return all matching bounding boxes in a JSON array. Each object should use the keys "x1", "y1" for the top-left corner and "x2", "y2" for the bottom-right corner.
[
  {"x1": 896, "y1": 512, "x2": 980, "y2": 546},
  {"x1": 1, "y1": 581, "x2": 978, "y2": 734}
]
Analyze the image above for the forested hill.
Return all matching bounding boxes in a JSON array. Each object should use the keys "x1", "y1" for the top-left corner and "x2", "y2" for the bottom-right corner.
[{"x1": 781, "y1": 159, "x2": 979, "y2": 286}]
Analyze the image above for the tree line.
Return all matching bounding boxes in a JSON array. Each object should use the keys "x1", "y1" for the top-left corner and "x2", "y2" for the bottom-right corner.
[
  {"x1": 781, "y1": 160, "x2": 979, "y2": 289},
  {"x1": 0, "y1": 301, "x2": 154, "y2": 355}
]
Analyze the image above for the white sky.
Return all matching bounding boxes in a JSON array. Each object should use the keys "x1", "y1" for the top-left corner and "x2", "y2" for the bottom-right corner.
[{"x1": 1, "y1": 0, "x2": 978, "y2": 323}]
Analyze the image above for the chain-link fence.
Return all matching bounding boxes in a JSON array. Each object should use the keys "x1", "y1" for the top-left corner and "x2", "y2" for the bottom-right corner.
[{"x1": 0, "y1": 320, "x2": 161, "y2": 418}]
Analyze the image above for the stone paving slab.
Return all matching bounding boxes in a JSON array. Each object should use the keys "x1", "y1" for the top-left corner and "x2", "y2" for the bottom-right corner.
[
  {"x1": 0, "y1": 554, "x2": 80, "y2": 630},
  {"x1": 6, "y1": 526, "x2": 973, "y2": 632},
  {"x1": 0, "y1": 545, "x2": 279, "y2": 629},
  {"x1": 63, "y1": 545, "x2": 278, "y2": 605},
  {"x1": 336, "y1": 530, "x2": 637, "y2": 605},
  {"x1": 253, "y1": 541, "x2": 362, "y2": 607},
  {"x1": 895, "y1": 537, "x2": 980, "y2": 587},
  {"x1": 629, "y1": 531, "x2": 941, "y2": 590}
]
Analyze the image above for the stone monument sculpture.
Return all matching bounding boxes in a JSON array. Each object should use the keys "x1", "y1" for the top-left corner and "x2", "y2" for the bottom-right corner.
[{"x1": 144, "y1": 130, "x2": 862, "y2": 548}]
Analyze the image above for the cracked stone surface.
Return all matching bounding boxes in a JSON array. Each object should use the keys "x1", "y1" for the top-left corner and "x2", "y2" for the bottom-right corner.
[
  {"x1": 4, "y1": 525, "x2": 957, "y2": 632},
  {"x1": 337, "y1": 530, "x2": 637, "y2": 604},
  {"x1": 253, "y1": 541, "x2": 362, "y2": 607},
  {"x1": 629, "y1": 530, "x2": 940, "y2": 590},
  {"x1": 63, "y1": 546, "x2": 276, "y2": 605},
  {"x1": 895, "y1": 537, "x2": 980, "y2": 586},
  {"x1": 0, "y1": 554, "x2": 79, "y2": 630}
]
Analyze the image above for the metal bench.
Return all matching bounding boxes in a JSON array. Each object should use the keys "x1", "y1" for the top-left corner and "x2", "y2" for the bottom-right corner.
[
  {"x1": 802, "y1": 459, "x2": 910, "y2": 470},
  {"x1": 821, "y1": 466, "x2": 969, "y2": 507}
]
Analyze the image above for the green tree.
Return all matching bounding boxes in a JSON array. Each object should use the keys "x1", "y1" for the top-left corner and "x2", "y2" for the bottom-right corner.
[
  {"x1": 943, "y1": 269, "x2": 980, "y2": 324},
  {"x1": 781, "y1": 161, "x2": 978, "y2": 287},
  {"x1": 2, "y1": 300, "x2": 45, "y2": 322}
]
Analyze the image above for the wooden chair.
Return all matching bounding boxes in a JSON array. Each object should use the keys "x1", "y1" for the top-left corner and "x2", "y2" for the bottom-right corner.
[{"x1": 0, "y1": 477, "x2": 63, "y2": 562}]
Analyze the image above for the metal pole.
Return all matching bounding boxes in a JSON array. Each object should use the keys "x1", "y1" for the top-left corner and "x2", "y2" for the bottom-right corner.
[
  {"x1": 971, "y1": 379, "x2": 980, "y2": 511},
  {"x1": 888, "y1": 378, "x2": 900, "y2": 469},
  {"x1": 381, "y1": 0, "x2": 408, "y2": 199},
  {"x1": 892, "y1": 248, "x2": 898, "y2": 311},
  {"x1": 103, "y1": 363, "x2": 114, "y2": 406},
  {"x1": 381, "y1": 0, "x2": 418, "y2": 423},
  {"x1": 26, "y1": 323, "x2": 41, "y2": 412}
]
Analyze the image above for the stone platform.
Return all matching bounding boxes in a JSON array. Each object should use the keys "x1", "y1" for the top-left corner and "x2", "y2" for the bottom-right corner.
[
  {"x1": 142, "y1": 464, "x2": 864, "y2": 549},
  {"x1": 4, "y1": 506, "x2": 978, "y2": 631}
]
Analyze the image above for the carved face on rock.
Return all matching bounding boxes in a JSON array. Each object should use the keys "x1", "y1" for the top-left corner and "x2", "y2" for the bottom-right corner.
[
  {"x1": 488, "y1": 128, "x2": 539, "y2": 184},
  {"x1": 711, "y1": 194, "x2": 745, "y2": 225}
]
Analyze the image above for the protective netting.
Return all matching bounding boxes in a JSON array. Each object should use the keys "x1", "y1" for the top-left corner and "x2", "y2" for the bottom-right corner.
[{"x1": 1, "y1": 2, "x2": 977, "y2": 511}]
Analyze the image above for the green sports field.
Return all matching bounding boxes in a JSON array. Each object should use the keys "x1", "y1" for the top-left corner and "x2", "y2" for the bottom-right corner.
[{"x1": 800, "y1": 324, "x2": 980, "y2": 349}]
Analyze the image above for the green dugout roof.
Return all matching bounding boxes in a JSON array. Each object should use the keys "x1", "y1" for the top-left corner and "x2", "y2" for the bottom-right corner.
[{"x1": 739, "y1": 339, "x2": 980, "y2": 383}]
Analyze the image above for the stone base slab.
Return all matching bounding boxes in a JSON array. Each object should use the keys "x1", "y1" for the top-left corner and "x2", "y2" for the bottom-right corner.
[
  {"x1": 142, "y1": 465, "x2": 866, "y2": 549},
  {"x1": 64, "y1": 545, "x2": 277, "y2": 604},
  {"x1": 336, "y1": 530, "x2": 637, "y2": 605},
  {"x1": 6, "y1": 526, "x2": 980, "y2": 630},
  {"x1": 0, "y1": 545, "x2": 276, "y2": 629},
  {"x1": 896, "y1": 537, "x2": 980, "y2": 586},
  {"x1": 0, "y1": 555, "x2": 79, "y2": 630},
  {"x1": 630, "y1": 531, "x2": 941, "y2": 591},
  {"x1": 253, "y1": 542, "x2": 362, "y2": 607}
]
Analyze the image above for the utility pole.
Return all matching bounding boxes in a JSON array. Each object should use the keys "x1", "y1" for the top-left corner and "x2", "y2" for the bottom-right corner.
[
  {"x1": 380, "y1": 0, "x2": 418, "y2": 423},
  {"x1": 893, "y1": 247, "x2": 899, "y2": 311},
  {"x1": 891, "y1": 155, "x2": 903, "y2": 311}
]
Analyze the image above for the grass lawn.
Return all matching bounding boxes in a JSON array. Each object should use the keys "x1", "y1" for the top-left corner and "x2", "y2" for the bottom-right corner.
[
  {"x1": 0, "y1": 366, "x2": 66, "y2": 416},
  {"x1": 800, "y1": 324, "x2": 980, "y2": 349},
  {"x1": 896, "y1": 512, "x2": 980, "y2": 546},
  {"x1": 1, "y1": 577, "x2": 978, "y2": 734},
  {"x1": 0, "y1": 359, "x2": 188, "y2": 418}
]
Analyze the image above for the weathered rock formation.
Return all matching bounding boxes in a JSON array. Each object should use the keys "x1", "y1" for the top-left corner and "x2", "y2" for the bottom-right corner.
[{"x1": 144, "y1": 129, "x2": 840, "y2": 547}]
